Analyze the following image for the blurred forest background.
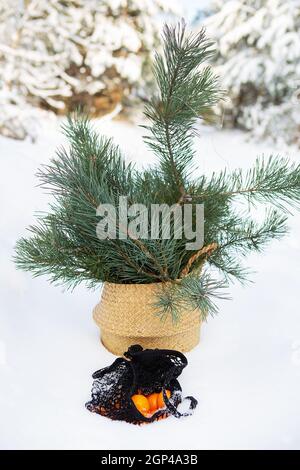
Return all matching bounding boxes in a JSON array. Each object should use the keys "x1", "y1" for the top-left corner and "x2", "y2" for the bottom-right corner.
[{"x1": 0, "y1": 0, "x2": 299, "y2": 146}]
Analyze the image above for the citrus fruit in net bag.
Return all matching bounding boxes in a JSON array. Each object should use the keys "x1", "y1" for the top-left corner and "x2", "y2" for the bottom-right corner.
[{"x1": 131, "y1": 394, "x2": 150, "y2": 416}]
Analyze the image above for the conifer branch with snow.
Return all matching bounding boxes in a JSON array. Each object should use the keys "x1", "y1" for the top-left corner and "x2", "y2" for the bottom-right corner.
[
  {"x1": 203, "y1": 0, "x2": 300, "y2": 147},
  {"x1": 0, "y1": 0, "x2": 177, "y2": 140}
]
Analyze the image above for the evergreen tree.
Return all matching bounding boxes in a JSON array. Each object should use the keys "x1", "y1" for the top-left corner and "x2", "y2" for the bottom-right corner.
[
  {"x1": 0, "y1": 0, "x2": 176, "y2": 140},
  {"x1": 14, "y1": 22, "x2": 300, "y2": 319},
  {"x1": 203, "y1": 0, "x2": 300, "y2": 146}
]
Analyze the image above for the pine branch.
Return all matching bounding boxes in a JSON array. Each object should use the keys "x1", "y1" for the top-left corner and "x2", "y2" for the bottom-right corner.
[
  {"x1": 154, "y1": 272, "x2": 229, "y2": 322},
  {"x1": 179, "y1": 273, "x2": 229, "y2": 319},
  {"x1": 14, "y1": 219, "x2": 105, "y2": 289},
  {"x1": 207, "y1": 253, "x2": 252, "y2": 285},
  {"x1": 218, "y1": 210, "x2": 288, "y2": 252},
  {"x1": 192, "y1": 155, "x2": 300, "y2": 212},
  {"x1": 37, "y1": 114, "x2": 134, "y2": 202},
  {"x1": 201, "y1": 209, "x2": 288, "y2": 283},
  {"x1": 36, "y1": 115, "x2": 170, "y2": 283},
  {"x1": 143, "y1": 21, "x2": 222, "y2": 200},
  {"x1": 14, "y1": 23, "x2": 300, "y2": 320}
]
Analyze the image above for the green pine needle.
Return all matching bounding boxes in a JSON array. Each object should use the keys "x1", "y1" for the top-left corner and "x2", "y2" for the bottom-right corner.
[{"x1": 14, "y1": 22, "x2": 300, "y2": 320}]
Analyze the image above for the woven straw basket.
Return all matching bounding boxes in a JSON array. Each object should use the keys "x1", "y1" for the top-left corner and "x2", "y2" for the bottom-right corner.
[{"x1": 93, "y1": 281, "x2": 201, "y2": 355}]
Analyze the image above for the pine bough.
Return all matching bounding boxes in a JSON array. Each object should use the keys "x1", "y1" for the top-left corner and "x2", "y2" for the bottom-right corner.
[{"x1": 15, "y1": 22, "x2": 300, "y2": 320}]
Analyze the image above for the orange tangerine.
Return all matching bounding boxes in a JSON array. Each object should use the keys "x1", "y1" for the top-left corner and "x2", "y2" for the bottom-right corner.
[
  {"x1": 131, "y1": 394, "x2": 150, "y2": 416},
  {"x1": 157, "y1": 390, "x2": 171, "y2": 409},
  {"x1": 147, "y1": 393, "x2": 159, "y2": 412}
]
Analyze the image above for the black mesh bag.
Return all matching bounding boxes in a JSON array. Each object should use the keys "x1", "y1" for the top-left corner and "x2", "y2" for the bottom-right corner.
[{"x1": 85, "y1": 345, "x2": 198, "y2": 425}]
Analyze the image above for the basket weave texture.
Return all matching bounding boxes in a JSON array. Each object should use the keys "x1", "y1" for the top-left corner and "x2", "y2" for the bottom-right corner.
[{"x1": 93, "y1": 282, "x2": 201, "y2": 355}]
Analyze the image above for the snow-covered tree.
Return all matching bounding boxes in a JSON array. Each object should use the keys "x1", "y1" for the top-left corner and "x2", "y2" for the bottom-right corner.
[
  {"x1": 203, "y1": 0, "x2": 300, "y2": 147},
  {"x1": 0, "y1": 0, "x2": 177, "y2": 140}
]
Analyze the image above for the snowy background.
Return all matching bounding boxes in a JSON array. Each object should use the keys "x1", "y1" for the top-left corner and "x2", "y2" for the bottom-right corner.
[{"x1": 1, "y1": 0, "x2": 300, "y2": 450}]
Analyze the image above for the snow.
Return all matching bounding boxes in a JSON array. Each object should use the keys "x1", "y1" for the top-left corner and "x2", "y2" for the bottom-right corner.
[
  {"x1": 203, "y1": 0, "x2": 300, "y2": 147},
  {"x1": 0, "y1": 116, "x2": 300, "y2": 450},
  {"x1": 0, "y1": 0, "x2": 178, "y2": 139}
]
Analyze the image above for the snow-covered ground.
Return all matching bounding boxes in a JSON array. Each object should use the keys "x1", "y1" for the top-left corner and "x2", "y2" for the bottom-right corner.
[{"x1": 0, "y1": 116, "x2": 300, "y2": 450}]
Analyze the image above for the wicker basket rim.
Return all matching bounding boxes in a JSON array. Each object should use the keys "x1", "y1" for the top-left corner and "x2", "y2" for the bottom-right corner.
[{"x1": 102, "y1": 280, "x2": 180, "y2": 288}]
